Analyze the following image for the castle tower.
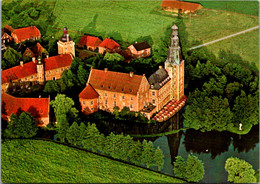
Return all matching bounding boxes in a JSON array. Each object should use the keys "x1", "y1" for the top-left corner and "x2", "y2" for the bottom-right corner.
[
  {"x1": 165, "y1": 24, "x2": 184, "y2": 101},
  {"x1": 57, "y1": 27, "x2": 75, "y2": 57},
  {"x1": 37, "y1": 57, "x2": 45, "y2": 84}
]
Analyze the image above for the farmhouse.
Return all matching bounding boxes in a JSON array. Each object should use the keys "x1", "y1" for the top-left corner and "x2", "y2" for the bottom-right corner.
[
  {"x1": 1, "y1": 54, "x2": 73, "y2": 93},
  {"x1": 161, "y1": 0, "x2": 203, "y2": 14},
  {"x1": 77, "y1": 35, "x2": 102, "y2": 51},
  {"x1": 11, "y1": 26, "x2": 41, "y2": 44},
  {"x1": 79, "y1": 25, "x2": 185, "y2": 119},
  {"x1": 128, "y1": 41, "x2": 151, "y2": 58},
  {"x1": 98, "y1": 38, "x2": 121, "y2": 54},
  {"x1": 2, "y1": 93, "x2": 50, "y2": 126}
]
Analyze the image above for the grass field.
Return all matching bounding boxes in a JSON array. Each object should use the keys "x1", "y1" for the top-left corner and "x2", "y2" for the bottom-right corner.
[
  {"x1": 205, "y1": 29, "x2": 259, "y2": 66},
  {"x1": 2, "y1": 139, "x2": 185, "y2": 183},
  {"x1": 195, "y1": 1, "x2": 259, "y2": 16},
  {"x1": 50, "y1": 0, "x2": 258, "y2": 64}
]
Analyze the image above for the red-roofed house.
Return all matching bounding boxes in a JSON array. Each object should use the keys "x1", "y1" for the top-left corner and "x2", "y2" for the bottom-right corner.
[
  {"x1": 2, "y1": 93, "x2": 50, "y2": 126},
  {"x1": 161, "y1": 0, "x2": 203, "y2": 14},
  {"x1": 78, "y1": 35, "x2": 102, "y2": 51},
  {"x1": 98, "y1": 38, "x2": 121, "y2": 54},
  {"x1": 23, "y1": 43, "x2": 45, "y2": 58},
  {"x1": 2, "y1": 25, "x2": 15, "y2": 45},
  {"x1": 11, "y1": 26, "x2": 41, "y2": 44},
  {"x1": 79, "y1": 68, "x2": 150, "y2": 113},
  {"x1": 1, "y1": 54, "x2": 73, "y2": 93},
  {"x1": 79, "y1": 83, "x2": 99, "y2": 115}
]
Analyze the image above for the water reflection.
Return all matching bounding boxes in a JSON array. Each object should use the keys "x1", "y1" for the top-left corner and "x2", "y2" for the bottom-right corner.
[
  {"x1": 166, "y1": 131, "x2": 182, "y2": 163},
  {"x1": 232, "y1": 124, "x2": 259, "y2": 153},
  {"x1": 183, "y1": 129, "x2": 232, "y2": 159}
]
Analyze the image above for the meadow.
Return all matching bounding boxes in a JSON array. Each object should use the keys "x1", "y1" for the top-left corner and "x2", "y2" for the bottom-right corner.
[
  {"x1": 51, "y1": 0, "x2": 258, "y2": 64},
  {"x1": 196, "y1": 1, "x2": 259, "y2": 16},
  {"x1": 2, "y1": 139, "x2": 185, "y2": 183},
  {"x1": 205, "y1": 29, "x2": 259, "y2": 66}
]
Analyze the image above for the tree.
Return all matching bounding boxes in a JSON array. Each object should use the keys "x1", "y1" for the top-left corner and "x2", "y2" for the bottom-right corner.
[
  {"x1": 173, "y1": 155, "x2": 204, "y2": 182},
  {"x1": 82, "y1": 123, "x2": 104, "y2": 152},
  {"x1": 56, "y1": 114, "x2": 69, "y2": 142},
  {"x1": 225, "y1": 157, "x2": 257, "y2": 183},
  {"x1": 50, "y1": 94, "x2": 78, "y2": 122},
  {"x1": 77, "y1": 65, "x2": 89, "y2": 85},
  {"x1": 66, "y1": 122, "x2": 81, "y2": 146},
  {"x1": 154, "y1": 147, "x2": 164, "y2": 171},
  {"x1": 141, "y1": 140, "x2": 155, "y2": 168},
  {"x1": 4, "y1": 112, "x2": 38, "y2": 138},
  {"x1": 3, "y1": 47, "x2": 22, "y2": 69},
  {"x1": 104, "y1": 52, "x2": 124, "y2": 62},
  {"x1": 128, "y1": 140, "x2": 142, "y2": 164},
  {"x1": 43, "y1": 80, "x2": 60, "y2": 94}
]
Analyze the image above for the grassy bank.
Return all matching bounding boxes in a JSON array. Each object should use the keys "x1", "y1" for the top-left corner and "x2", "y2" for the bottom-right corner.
[{"x1": 2, "y1": 139, "x2": 185, "y2": 183}]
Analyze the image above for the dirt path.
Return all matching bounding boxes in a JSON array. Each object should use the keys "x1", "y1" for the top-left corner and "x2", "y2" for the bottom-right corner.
[{"x1": 189, "y1": 25, "x2": 259, "y2": 50}]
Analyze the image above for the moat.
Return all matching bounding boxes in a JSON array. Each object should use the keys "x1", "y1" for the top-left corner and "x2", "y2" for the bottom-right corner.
[{"x1": 95, "y1": 111, "x2": 259, "y2": 183}]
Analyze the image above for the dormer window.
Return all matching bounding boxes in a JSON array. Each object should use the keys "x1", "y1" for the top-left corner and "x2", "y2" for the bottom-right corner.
[
  {"x1": 121, "y1": 88, "x2": 124, "y2": 91},
  {"x1": 129, "y1": 89, "x2": 132, "y2": 92},
  {"x1": 108, "y1": 86, "x2": 111, "y2": 89},
  {"x1": 101, "y1": 84, "x2": 103, "y2": 88}
]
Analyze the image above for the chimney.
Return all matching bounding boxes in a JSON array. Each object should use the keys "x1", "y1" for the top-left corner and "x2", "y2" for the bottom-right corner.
[
  {"x1": 130, "y1": 72, "x2": 134, "y2": 77},
  {"x1": 46, "y1": 55, "x2": 49, "y2": 59},
  {"x1": 66, "y1": 34, "x2": 69, "y2": 42},
  {"x1": 104, "y1": 68, "x2": 108, "y2": 72},
  {"x1": 39, "y1": 95, "x2": 41, "y2": 98},
  {"x1": 135, "y1": 41, "x2": 137, "y2": 44},
  {"x1": 32, "y1": 57, "x2": 35, "y2": 63},
  {"x1": 20, "y1": 61, "x2": 23, "y2": 67},
  {"x1": 159, "y1": 65, "x2": 162, "y2": 69}
]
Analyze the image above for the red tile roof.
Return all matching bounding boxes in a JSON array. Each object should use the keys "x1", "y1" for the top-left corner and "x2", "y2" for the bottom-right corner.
[
  {"x1": 13, "y1": 26, "x2": 41, "y2": 43},
  {"x1": 161, "y1": 0, "x2": 203, "y2": 12},
  {"x1": 88, "y1": 68, "x2": 144, "y2": 95},
  {"x1": 2, "y1": 62, "x2": 37, "y2": 83},
  {"x1": 79, "y1": 83, "x2": 99, "y2": 99},
  {"x1": 2, "y1": 93, "x2": 49, "y2": 119},
  {"x1": 32, "y1": 43, "x2": 44, "y2": 57},
  {"x1": 99, "y1": 38, "x2": 120, "y2": 50},
  {"x1": 44, "y1": 54, "x2": 73, "y2": 71},
  {"x1": 23, "y1": 48, "x2": 35, "y2": 57},
  {"x1": 2, "y1": 54, "x2": 73, "y2": 84},
  {"x1": 4, "y1": 24, "x2": 15, "y2": 33},
  {"x1": 78, "y1": 35, "x2": 102, "y2": 47}
]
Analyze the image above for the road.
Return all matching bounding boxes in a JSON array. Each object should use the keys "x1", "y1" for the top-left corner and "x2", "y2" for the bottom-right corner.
[{"x1": 189, "y1": 26, "x2": 259, "y2": 50}]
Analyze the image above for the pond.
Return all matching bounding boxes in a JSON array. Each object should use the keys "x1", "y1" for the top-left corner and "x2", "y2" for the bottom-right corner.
[{"x1": 99, "y1": 111, "x2": 259, "y2": 183}]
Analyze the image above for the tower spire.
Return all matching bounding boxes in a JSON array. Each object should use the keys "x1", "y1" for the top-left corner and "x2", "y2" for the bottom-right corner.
[{"x1": 165, "y1": 24, "x2": 181, "y2": 65}]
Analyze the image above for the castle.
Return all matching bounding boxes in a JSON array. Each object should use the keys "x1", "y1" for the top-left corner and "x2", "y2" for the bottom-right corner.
[{"x1": 79, "y1": 24, "x2": 185, "y2": 119}]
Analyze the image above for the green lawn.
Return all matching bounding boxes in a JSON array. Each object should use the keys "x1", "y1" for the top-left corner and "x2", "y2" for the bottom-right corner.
[
  {"x1": 195, "y1": 0, "x2": 259, "y2": 16},
  {"x1": 2, "y1": 139, "x2": 185, "y2": 183},
  {"x1": 205, "y1": 29, "x2": 259, "y2": 66}
]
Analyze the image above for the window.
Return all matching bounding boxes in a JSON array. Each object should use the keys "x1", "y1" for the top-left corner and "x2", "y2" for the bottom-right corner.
[
  {"x1": 122, "y1": 96, "x2": 125, "y2": 100},
  {"x1": 49, "y1": 71, "x2": 51, "y2": 74},
  {"x1": 113, "y1": 101, "x2": 116, "y2": 107},
  {"x1": 129, "y1": 89, "x2": 132, "y2": 92},
  {"x1": 108, "y1": 86, "x2": 111, "y2": 89},
  {"x1": 121, "y1": 88, "x2": 124, "y2": 91},
  {"x1": 105, "y1": 100, "x2": 108, "y2": 105},
  {"x1": 25, "y1": 78, "x2": 27, "y2": 81},
  {"x1": 91, "y1": 108, "x2": 94, "y2": 111},
  {"x1": 152, "y1": 91, "x2": 155, "y2": 96},
  {"x1": 131, "y1": 97, "x2": 133, "y2": 101},
  {"x1": 83, "y1": 101, "x2": 85, "y2": 105},
  {"x1": 101, "y1": 84, "x2": 104, "y2": 88},
  {"x1": 152, "y1": 99, "x2": 155, "y2": 104},
  {"x1": 130, "y1": 104, "x2": 133, "y2": 108},
  {"x1": 61, "y1": 68, "x2": 64, "y2": 71},
  {"x1": 113, "y1": 94, "x2": 116, "y2": 98},
  {"x1": 91, "y1": 101, "x2": 94, "y2": 105},
  {"x1": 31, "y1": 76, "x2": 33, "y2": 79},
  {"x1": 105, "y1": 93, "x2": 107, "y2": 97}
]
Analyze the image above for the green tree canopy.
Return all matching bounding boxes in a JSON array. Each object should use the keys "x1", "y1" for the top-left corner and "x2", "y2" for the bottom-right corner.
[
  {"x1": 225, "y1": 157, "x2": 257, "y2": 183},
  {"x1": 4, "y1": 112, "x2": 38, "y2": 138},
  {"x1": 154, "y1": 147, "x2": 164, "y2": 171},
  {"x1": 173, "y1": 155, "x2": 204, "y2": 182},
  {"x1": 3, "y1": 47, "x2": 22, "y2": 69},
  {"x1": 66, "y1": 122, "x2": 81, "y2": 146}
]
